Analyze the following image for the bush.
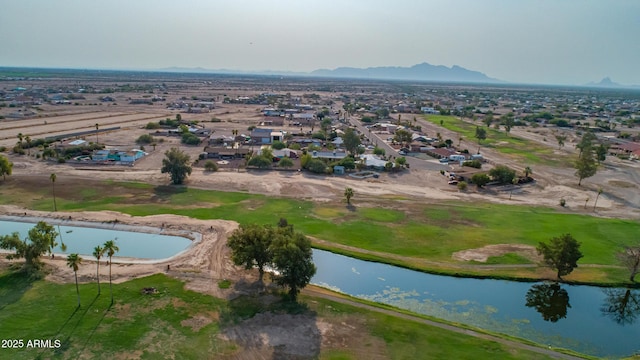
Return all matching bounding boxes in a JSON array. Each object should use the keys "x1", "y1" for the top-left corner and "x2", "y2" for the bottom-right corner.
[
  {"x1": 306, "y1": 159, "x2": 327, "y2": 173},
  {"x1": 471, "y1": 173, "x2": 491, "y2": 188},
  {"x1": 181, "y1": 133, "x2": 201, "y2": 145},
  {"x1": 560, "y1": 198, "x2": 566, "y2": 207},
  {"x1": 457, "y1": 181, "x2": 468, "y2": 191},
  {"x1": 136, "y1": 134, "x2": 155, "y2": 144},
  {"x1": 145, "y1": 122, "x2": 160, "y2": 129},
  {"x1": 272, "y1": 140, "x2": 286, "y2": 150},
  {"x1": 12, "y1": 145, "x2": 25, "y2": 155},
  {"x1": 462, "y1": 159, "x2": 482, "y2": 169},
  {"x1": 204, "y1": 160, "x2": 218, "y2": 172}
]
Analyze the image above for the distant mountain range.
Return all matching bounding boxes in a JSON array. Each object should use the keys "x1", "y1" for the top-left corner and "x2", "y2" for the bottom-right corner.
[
  {"x1": 158, "y1": 62, "x2": 503, "y2": 84},
  {"x1": 310, "y1": 62, "x2": 503, "y2": 83}
]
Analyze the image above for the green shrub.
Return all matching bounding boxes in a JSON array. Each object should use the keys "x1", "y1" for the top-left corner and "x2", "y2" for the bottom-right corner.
[
  {"x1": 457, "y1": 181, "x2": 468, "y2": 191},
  {"x1": 136, "y1": 134, "x2": 155, "y2": 144},
  {"x1": 204, "y1": 160, "x2": 218, "y2": 172},
  {"x1": 463, "y1": 159, "x2": 482, "y2": 168},
  {"x1": 145, "y1": 122, "x2": 160, "y2": 129},
  {"x1": 181, "y1": 133, "x2": 201, "y2": 145},
  {"x1": 306, "y1": 159, "x2": 327, "y2": 173}
]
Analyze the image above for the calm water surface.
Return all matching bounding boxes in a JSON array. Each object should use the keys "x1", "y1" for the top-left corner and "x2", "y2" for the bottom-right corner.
[
  {"x1": 0, "y1": 220, "x2": 192, "y2": 260},
  {"x1": 311, "y1": 249, "x2": 640, "y2": 358}
]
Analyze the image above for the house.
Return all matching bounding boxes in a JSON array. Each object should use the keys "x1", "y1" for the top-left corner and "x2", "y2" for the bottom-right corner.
[
  {"x1": 92, "y1": 149, "x2": 146, "y2": 163},
  {"x1": 263, "y1": 108, "x2": 283, "y2": 117},
  {"x1": 271, "y1": 131, "x2": 284, "y2": 143},
  {"x1": 250, "y1": 128, "x2": 273, "y2": 144},
  {"x1": 360, "y1": 154, "x2": 388, "y2": 171},
  {"x1": 273, "y1": 149, "x2": 299, "y2": 159},
  {"x1": 425, "y1": 147, "x2": 456, "y2": 159},
  {"x1": 421, "y1": 107, "x2": 439, "y2": 114},
  {"x1": 203, "y1": 146, "x2": 250, "y2": 159},
  {"x1": 311, "y1": 150, "x2": 347, "y2": 160}
]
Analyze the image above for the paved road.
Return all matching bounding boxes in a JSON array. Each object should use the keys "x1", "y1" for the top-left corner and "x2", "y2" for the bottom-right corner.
[{"x1": 345, "y1": 115, "x2": 449, "y2": 172}]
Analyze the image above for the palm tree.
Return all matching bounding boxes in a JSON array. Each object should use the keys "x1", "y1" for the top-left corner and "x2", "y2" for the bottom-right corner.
[
  {"x1": 103, "y1": 239, "x2": 119, "y2": 304},
  {"x1": 93, "y1": 245, "x2": 105, "y2": 295},
  {"x1": 344, "y1": 187, "x2": 354, "y2": 205},
  {"x1": 593, "y1": 187, "x2": 603, "y2": 211},
  {"x1": 67, "y1": 253, "x2": 82, "y2": 307},
  {"x1": 95, "y1": 123, "x2": 100, "y2": 144},
  {"x1": 50, "y1": 173, "x2": 57, "y2": 212}
]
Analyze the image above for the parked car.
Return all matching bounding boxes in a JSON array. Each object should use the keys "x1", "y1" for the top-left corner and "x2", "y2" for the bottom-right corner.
[{"x1": 439, "y1": 158, "x2": 449, "y2": 164}]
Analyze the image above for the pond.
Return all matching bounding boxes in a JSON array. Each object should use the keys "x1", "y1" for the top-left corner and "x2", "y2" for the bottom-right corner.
[
  {"x1": 311, "y1": 249, "x2": 640, "y2": 358},
  {"x1": 0, "y1": 219, "x2": 193, "y2": 260}
]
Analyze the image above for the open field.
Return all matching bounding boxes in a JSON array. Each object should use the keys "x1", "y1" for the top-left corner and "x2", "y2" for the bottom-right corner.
[
  {"x1": 1, "y1": 176, "x2": 637, "y2": 285},
  {"x1": 423, "y1": 115, "x2": 571, "y2": 167},
  {"x1": 0, "y1": 269, "x2": 569, "y2": 360}
]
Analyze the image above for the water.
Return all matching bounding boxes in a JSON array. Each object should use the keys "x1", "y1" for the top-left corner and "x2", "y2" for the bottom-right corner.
[
  {"x1": 0, "y1": 219, "x2": 192, "y2": 260},
  {"x1": 2, "y1": 218, "x2": 638, "y2": 356},
  {"x1": 311, "y1": 249, "x2": 640, "y2": 358}
]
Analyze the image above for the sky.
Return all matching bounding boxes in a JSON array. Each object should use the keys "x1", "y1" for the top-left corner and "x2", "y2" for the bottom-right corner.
[{"x1": 1, "y1": 0, "x2": 639, "y2": 86}]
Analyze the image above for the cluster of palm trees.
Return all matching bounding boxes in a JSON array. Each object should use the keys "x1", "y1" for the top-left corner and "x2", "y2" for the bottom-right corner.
[{"x1": 66, "y1": 239, "x2": 119, "y2": 308}]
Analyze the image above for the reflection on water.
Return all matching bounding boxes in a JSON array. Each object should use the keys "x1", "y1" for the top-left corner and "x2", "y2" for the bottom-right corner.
[
  {"x1": 310, "y1": 249, "x2": 640, "y2": 358},
  {"x1": 601, "y1": 288, "x2": 640, "y2": 326},
  {"x1": 525, "y1": 283, "x2": 570, "y2": 323}
]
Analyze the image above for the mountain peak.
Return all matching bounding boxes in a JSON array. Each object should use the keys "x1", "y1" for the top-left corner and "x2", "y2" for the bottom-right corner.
[{"x1": 310, "y1": 62, "x2": 502, "y2": 83}]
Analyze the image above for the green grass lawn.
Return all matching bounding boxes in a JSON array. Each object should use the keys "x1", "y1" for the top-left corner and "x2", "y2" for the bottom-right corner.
[
  {"x1": 0, "y1": 270, "x2": 559, "y2": 359},
  {"x1": 423, "y1": 114, "x2": 570, "y2": 167},
  {"x1": 2, "y1": 179, "x2": 638, "y2": 284}
]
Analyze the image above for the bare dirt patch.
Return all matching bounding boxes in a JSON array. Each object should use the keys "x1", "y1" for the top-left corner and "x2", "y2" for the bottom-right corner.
[
  {"x1": 181, "y1": 313, "x2": 215, "y2": 332},
  {"x1": 452, "y1": 244, "x2": 539, "y2": 263}
]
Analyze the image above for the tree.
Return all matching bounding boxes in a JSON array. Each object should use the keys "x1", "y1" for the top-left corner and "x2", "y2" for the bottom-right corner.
[
  {"x1": 488, "y1": 165, "x2": 516, "y2": 184},
  {"x1": 595, "y1": 144, "x2": 608, "y2": 164},
  {"x1": 593, "y1": 187, "x2": 603, "y2": 211},
  {"x1": 574, "y1": 134, "x2": 597, "y2": 186},
  {"x1": 278, "y1": 157, "x2": 294, "y2": 169},
  {"x1": 537, "y1": 234, "x2": 583, "y2": 280},
  {"x1": 0, "y1": 154, "x2": 13, "y2": 181},
  {"x1": 502, "y1": 113, "x2": 515, "y2": 135},
  {"x1": 247, "y1": 156, "x2": 272, "y2": 169},
  {"x1": 228, "y1": 224, "x2": 274, "y2": 284},
  {"x1": 471, "y1": 173, "x2": 490, "y2": 188},
  {"x1": 344, "y1": 187, "x2": 354, "y2": 205},
  {"x1": 270, "y1": 228, "x2": 316, "y2": 302},
  {"x1": 509, "y1": 176, "x2": 519, "y2": 200},
  {"x1": 67, "y1": 253, "x2": 82, "y2": 307},
  {"x1": 617, "y1": 247, "x2": 640, "y2": 282},
  {"x1": 0, "y1": 221, "x2": 58, "y2": 273},
  {"x1": 17, "y1": 132, "x2": 24, "y2": 147},
  {"x1": 525, "y1": 283, "x2": 571, "y2": 323},
  {"x1": 555, "y1": 135, "x2": 567, "y2": 149},
  {"x1": 373, "y1": 146, "x2": 385, "y2": 156},
  {"x1": 103, "y1": 239, "x2": 119, "y2": 304},
  {"x1": 474, "y1": 126, "x2": 487, "y2": 153},
  {"x1": 393, "y1": 129, "x2": 413, "y2": 147},
  {"x1": 50, "y1": 173, "x2": 57, "y2": 212},
  {"x1": 524, "y1": 166, "x2": 532, "y2": 179},
  {"x1": 342, "y1": 128, "x2": 361, "y2": 156},
  {"x1": 161, "y1": 147, "x2": 192, "y2": 185},
  {"x1": 95, "y1": 123, "x2": 100, "y2": 144},
  {"x1": 93, "y1": 245, "x2": 105, "y2": 294}
]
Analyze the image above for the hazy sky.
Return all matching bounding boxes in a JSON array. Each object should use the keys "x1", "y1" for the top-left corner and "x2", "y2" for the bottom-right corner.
[{"x1": 1, "y1": 0, "x2": 639, "y2": 85}]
